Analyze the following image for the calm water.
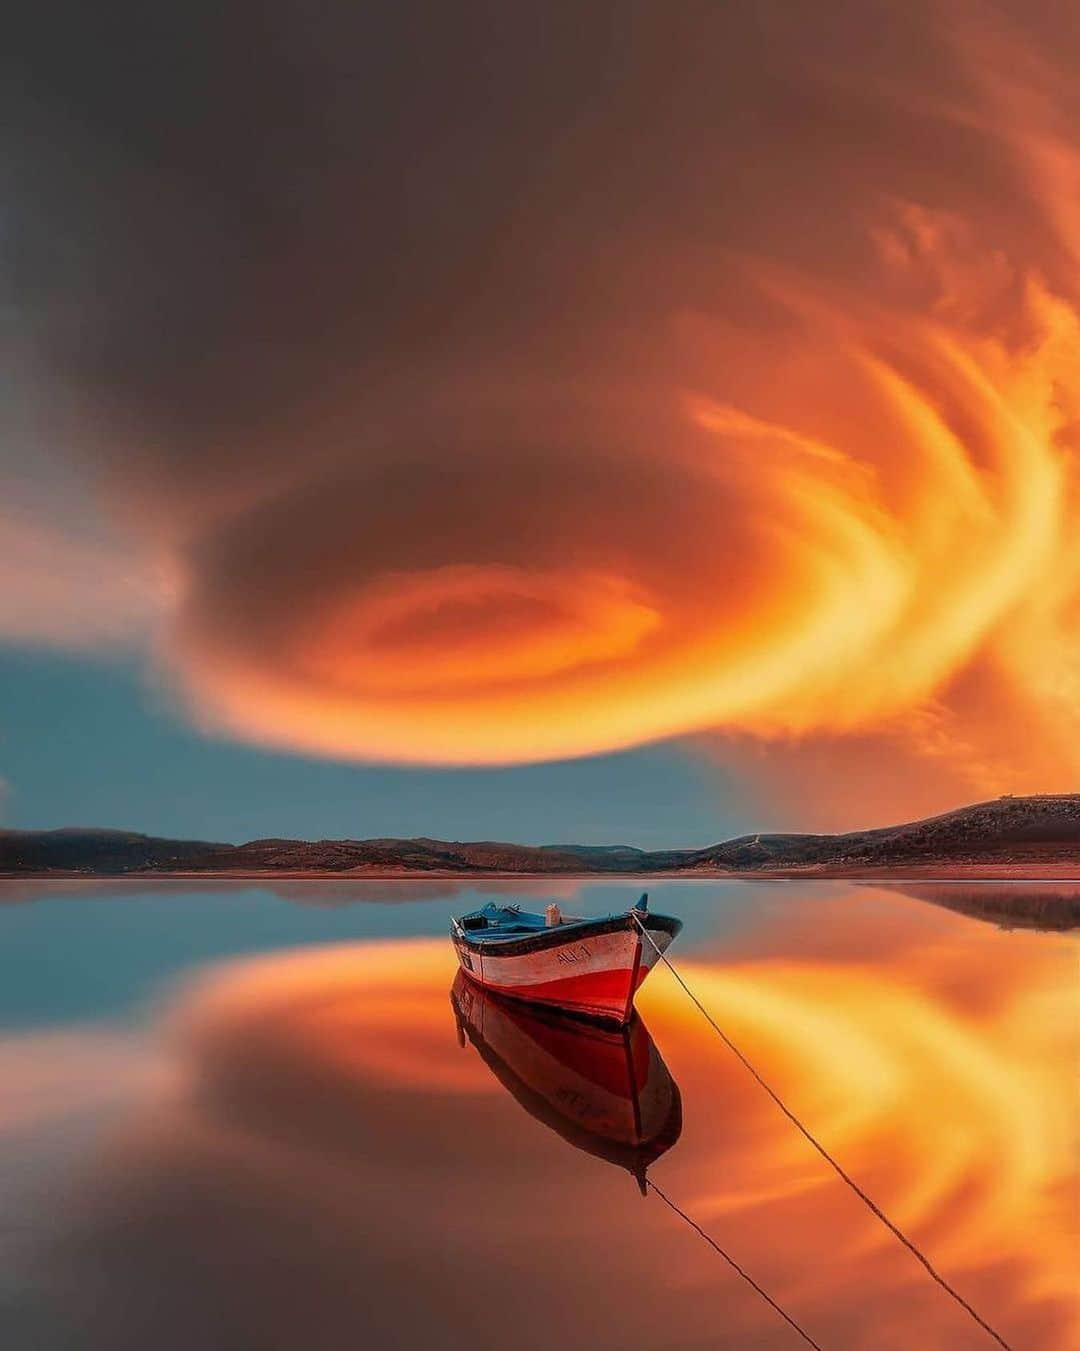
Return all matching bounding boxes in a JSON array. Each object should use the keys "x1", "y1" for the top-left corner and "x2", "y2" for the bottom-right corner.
[{"x1": 0, "y1": 879, "x2": 1075, "y2": 1349}]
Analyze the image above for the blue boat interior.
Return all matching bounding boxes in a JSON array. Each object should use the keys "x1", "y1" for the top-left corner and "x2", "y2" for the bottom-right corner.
[
  {"x1": 456, "y1": 903, "x2": 563, "y2": 939},
  {"x1": 454, "y1": 898, "x2": 648, "y2": 941}
]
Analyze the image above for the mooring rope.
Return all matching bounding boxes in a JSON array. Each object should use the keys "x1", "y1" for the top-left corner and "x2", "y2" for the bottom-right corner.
[
  {"x1": 646, "y1": 1178, "x2": 824, "y2": 1349},
  {"x1": 631, "y1": 913, "x2": 1012, "y2": 1350}
]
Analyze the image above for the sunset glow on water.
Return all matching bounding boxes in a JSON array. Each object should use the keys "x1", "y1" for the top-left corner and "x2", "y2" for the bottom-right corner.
[
  {"x1": 3, "y1": 6, "x2": 1077, "y2": 1349},
  {"x1": 1, "y1": 881, "x2": 1074, "y2": 1349}
]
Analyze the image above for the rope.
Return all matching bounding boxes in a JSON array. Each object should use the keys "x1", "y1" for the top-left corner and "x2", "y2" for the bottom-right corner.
[
  {"x1": 646, "y1": 1178, "x2": 824, "y2": 1350},
  {"x1": 631, "y1": 913, "x2": 1012, "y2": 1350}
]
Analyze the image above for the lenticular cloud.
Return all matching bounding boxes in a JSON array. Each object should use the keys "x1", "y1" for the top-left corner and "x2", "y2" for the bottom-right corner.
[
  {"x1": 3, "y1": 1, "x2": 1077, "y2": 803},
  {"x1": 164, "y1": 221, "x2": 1079, "y2": 786}
]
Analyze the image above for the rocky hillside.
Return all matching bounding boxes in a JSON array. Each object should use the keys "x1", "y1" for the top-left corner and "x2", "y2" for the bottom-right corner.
[
  {"x1": 1, "y1": 795, "x2": 1077, "y2": 876},
  {"x1": 682, "y1": 794, "x2": 1080, "y2": 872}
]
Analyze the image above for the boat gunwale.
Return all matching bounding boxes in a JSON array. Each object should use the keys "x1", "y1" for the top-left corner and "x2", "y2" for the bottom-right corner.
[{"x1": 451, "y1": 910, "x2": 681, "y2": 959}]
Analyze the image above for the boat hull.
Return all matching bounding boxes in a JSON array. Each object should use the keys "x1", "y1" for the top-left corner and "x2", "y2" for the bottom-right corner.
[{"x1": 452, "y1": 912, "x2": 680, "y2": 1024}]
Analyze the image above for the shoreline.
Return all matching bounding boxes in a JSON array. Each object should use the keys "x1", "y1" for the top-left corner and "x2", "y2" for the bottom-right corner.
[{"x1": 3, "y1": 864, "x2": 1080, "y2": 882}]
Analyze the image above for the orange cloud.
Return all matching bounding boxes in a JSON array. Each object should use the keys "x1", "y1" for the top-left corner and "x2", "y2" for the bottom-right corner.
[
  {"x1": 3, "y1": 3, "x2": 1076, "y2": 816},
  {"x1": 161, "y1": 213, "x2": 1079, "y2": 796}
]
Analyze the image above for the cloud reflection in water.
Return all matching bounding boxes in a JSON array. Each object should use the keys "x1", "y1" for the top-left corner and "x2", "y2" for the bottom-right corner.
[{"x1": 2, "y1": 891, "x2": 1075, "y2": 1349}]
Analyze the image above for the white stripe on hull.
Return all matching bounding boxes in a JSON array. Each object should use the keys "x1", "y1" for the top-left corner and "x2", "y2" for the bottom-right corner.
[
  {"x1": 453, "y1": 919, "x2": 675, "y2": 1020},
  {"x1": 456, "y1": 926, "x2": 636, "y2": 989}
]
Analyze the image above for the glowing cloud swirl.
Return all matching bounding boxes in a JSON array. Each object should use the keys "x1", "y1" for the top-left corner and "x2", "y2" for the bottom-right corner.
[
  {"x1": 3, "y1": 2, "x2": 1076, "y2": 801},
  {"x1": 166, "y1": 216, "x2": 1079, "y2": 777}
]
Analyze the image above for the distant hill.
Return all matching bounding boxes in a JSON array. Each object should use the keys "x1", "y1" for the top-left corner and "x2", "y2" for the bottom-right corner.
[
  {"x1": 182, "y1": 837, "x2": 603, "y2": 874},
  {"x1": 0, "y1": 827, "x2": 229, "y2": 874},
  {"x1": 1, "y1": 794, "x2": 1077, "y2": 877},
  {"x1": 680, "y1": 794, "x2": 1080, "y2": 872}
]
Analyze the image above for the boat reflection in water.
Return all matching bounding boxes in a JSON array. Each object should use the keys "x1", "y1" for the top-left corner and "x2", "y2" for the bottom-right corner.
[{"x1": 450, "y1": 971, "x2": 681, "y2": 1192}]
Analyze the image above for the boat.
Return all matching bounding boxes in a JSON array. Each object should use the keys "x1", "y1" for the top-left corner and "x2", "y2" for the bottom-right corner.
[
  {"x1": 451, "y1": 971, "x2": 681, "y2": 1192},
  {"x1": 450, "y1": 892, "x2": 681, "y2": 1025}
]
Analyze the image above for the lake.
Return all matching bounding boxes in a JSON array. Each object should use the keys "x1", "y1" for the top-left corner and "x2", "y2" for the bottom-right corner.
[{"x1": 1, "y1": 879, "x2": 1075, "y2": 1349}]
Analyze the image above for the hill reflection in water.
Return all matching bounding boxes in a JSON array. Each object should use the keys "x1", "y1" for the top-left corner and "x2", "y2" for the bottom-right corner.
[{"x1": 0, "y1": 882, "x2": 1075, "y2": 1349}]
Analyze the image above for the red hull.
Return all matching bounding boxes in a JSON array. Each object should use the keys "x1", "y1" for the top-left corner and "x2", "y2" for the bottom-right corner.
[{"x1": 452, "y1": 912, "x2": 680, "y2": 1024}]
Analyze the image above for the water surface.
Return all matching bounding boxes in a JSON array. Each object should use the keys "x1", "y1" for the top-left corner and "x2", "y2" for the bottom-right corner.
[{"x1": 1, "y1": 879, "x2": 1075, "y2": 1349}]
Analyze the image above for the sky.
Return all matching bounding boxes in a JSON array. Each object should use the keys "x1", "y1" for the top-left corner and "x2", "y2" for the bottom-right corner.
[{"x1": 1, "y1": 1, "x2": 1077, "y2": 843}]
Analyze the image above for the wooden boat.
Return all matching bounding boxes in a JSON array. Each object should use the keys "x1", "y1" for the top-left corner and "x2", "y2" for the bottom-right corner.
[
  {"x1": 450, "y1": 893, "x2": 681, "y2": 1025},
  {"x1": 451, "y1": 971, "x2": 681, "y2": 1191}
]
